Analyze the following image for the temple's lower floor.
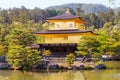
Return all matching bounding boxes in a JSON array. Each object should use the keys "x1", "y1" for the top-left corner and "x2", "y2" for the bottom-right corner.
[{"x1": 39, "y1": 43, "x2": 77, "y2": 57}]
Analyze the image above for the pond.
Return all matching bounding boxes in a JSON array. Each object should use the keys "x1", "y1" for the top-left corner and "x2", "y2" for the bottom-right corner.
[{"x1": 0, "y1": 61, "x2": 120, "y2": 80}]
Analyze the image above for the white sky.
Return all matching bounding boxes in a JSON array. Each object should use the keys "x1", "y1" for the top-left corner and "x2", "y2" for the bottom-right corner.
[{"x1": 0, "y1": 0, "x2": 119, "y2": 9}]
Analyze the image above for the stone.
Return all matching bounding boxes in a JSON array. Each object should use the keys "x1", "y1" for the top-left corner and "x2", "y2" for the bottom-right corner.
[
  {"x1": 79, "y1": 65, "x2": 85, "y2": 70},
  {"x1": 72, "y1": 65, "x2": 78, "y2": 70},
  {"x1": 0, "y1": 55, "x2": 6, "y2": 63},
  {"x1": 0, "y1": 63, "x2": 11, "y2": 70},
  {"x1": 94, "y1": 64, "x2": 107, "y2": 70},
  {"x1": 33, "y1": 61, "x2": 50, "y2": 69},
  {"x1": 48, "y1": 64, "x2": 59, "y2": 70}
]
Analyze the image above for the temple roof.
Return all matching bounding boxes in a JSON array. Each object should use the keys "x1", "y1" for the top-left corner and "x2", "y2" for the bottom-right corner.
[
  {"x1": 34, "y1": 29, "x2": 94, "y2": 34},
  {"x1": 47, "y1": 12, "x2": 79, "y2": 20},
  {"x1": 46, "y1": 9, "x2": 85, "y2": 21},
  {"x1": 46, "y1": 9, "x2": 86, "y2": 23}
]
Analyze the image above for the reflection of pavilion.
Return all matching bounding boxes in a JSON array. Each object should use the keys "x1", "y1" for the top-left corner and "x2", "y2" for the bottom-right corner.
[{"x1": 33, "y1": 9, "x2": 96, "y2": 56}]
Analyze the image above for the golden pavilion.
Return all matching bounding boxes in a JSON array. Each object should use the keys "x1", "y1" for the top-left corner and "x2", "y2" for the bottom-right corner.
[{"x1": 33, "y1": 9, "x2": 96, "y2": 57}]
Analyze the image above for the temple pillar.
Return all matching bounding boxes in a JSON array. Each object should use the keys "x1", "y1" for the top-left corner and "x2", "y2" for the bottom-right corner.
[{"x1": 67, "y1": 47, "x2": 70, "y2": 54}]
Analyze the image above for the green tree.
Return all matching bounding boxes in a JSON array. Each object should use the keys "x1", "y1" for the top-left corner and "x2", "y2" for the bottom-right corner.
[
  {"x1": 106, "y1": 9, "x2": 115, "y2": 24},
  {"x1": 0, "y1": 24, "x2": 9, "y2": 45},
  {"x1": 76, "y1": 36, "x2": 100, "y2": 58},
  {"x1": 5, "y1": 24, "x2": 41, "y2": 70},
  {"x1": 19, "y1": 6, "x2": 30, "y2": 24},
  {"x1": 97, "y1": 33, "x2": 115, "y2": 55},
  {"x1": 95, "y1": 27, "x2": 120, "y2": 57},
  {"x1": 44, "y1": 9, "x2": 57, "y2": 17},
  {"x1": 103, "y1": 22, "x2": 113, "y2": 29},
  {"x1": 86, "y1": 25, "x2": 95, "y2": 31},
  {"x1": 5, "y1": 25, "x2": 36, "y2": 46},
  {"x1": 42, "y1": 49, "x2": 51, "y2": 59},
  {"x1": 7, "y1": 45, "x2": 41, "y2": 70},
  {"x1": 30, "y1": 7, "x2": 44, "y2": 23},
  {"x1": 89, "y1": 13, "x2": 99, "y2": 28},
  {"x1": 36, "y1": 36, "x2": 45, "y2": 44},
  {"x1": 76, "y1": 33, "x2": 119, "y2": 61},
  {"x1": 23, "y1": 47, "x2": 41, "y2": 69},
  {"x1": 8, "y1": 8, "x2": 20, "y2": 23},
  {"x1": 65, "y1": 53, "x2": 75, "y2": 66},
  {"x1": 0, "y1": 24, "x2": 9, "y2": 56},
  {"x1": 98, "y1": 10, "x2": 106, "y2": 27},
  {"x1": 76, "y1": 7, "x2": 83, "y2": 17},
  {"x1": 0, "y1": 11, "x2": 5, "y2": 23},
  {"x1": 0, "y1": 45, "x2": 6, "y2": 56},
  {"x1": 7, "y1": 45, "x2": 25, "y2": 69}
]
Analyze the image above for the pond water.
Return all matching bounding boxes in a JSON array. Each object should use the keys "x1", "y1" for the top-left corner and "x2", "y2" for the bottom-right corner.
[{"x1": 0, "y1": 61, "x2": 120, "y2": 80}]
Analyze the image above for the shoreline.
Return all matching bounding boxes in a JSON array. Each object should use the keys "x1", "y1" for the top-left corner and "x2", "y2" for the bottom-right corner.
[{"x1": 0, "y1": 61, "x2": 108, "y2": 71}]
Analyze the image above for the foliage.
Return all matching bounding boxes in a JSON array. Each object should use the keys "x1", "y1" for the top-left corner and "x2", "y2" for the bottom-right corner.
[
  {"x1": 86, "y1": 25, "x2": 95, "y2": 31},
  {"x1": 47, "y1": 3, "x2": 108, "y2": 14},
  {"x1": 35, "y1": 36, "x2": 45, "y2": 44},
  {"x1": 92, "y1": 52, "x2": 102, "y2": 61},
  {"x1": 42, "y1": 49, "x2": 51, "y2": 58},
  {"x1": 76, "y1": 25, "x2": 120, "y2": 61},
  {"x1": 22, "y1": 47, "x2": 41, "y2": 69},
  {"x1": 0, "y1": 5, "x2": 119, "y2": 29},
  {"x1": 4, "y1": 23, "x2": 41, "y2": 70},
  {"x1": 97, "y1": 32, "x2": 115, "y2": 55},
  {"x1": 7, "y1": 45, "x2": 25, "y2": 68},
  {"x1": 5, "y1": 25, "x2": 36, "y2": 46},
  {"x1": 78, "y1": 24, "x2": 86, "y2": 30},
  {"x1": 0, "y1": 45, "x2": 6, "y2": 56},
  {"x1": 96, "y1": 26, "x2": 120, "y2": 56},
  {"x1": 65, "y1": 53, "x2": 75, "y2": 66},
  {"x1": 7, "y1": 45, "x2": 41, "y2": 70},
  {"x1": 76, "y1": 36, "x2": 100, "y2": 57},
  {"x1": 103, "y1": 22, "x2": 112, "y2": 29}
]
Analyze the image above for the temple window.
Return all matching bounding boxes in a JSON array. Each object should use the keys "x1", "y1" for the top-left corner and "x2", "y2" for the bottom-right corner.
[
  {"x1": 67, "y1": 22, "x2": 74, "y2": 28},
  {"x1": 55, "y1": 22, "x2": 61, "y2": 28},
  {"x1": 56, "y1": 24, "x2": 60, "y2": 28}
]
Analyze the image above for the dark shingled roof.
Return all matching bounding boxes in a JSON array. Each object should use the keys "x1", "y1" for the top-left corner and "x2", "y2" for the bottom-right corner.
[
  {"x1": 47, "y1": 13, "x2": 80, "y2": 20},
  {"x1": 34, "y1": 29, "x2": 93, "y2": 34}
]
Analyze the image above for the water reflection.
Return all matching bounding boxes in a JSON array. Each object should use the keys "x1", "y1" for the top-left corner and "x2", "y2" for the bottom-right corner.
[
  {"x1": 0, "y1": 70, "x2": 119, "y2": 80},
  {"x1": 0, "y1": 61, "x2": 120, "y2": 80}
]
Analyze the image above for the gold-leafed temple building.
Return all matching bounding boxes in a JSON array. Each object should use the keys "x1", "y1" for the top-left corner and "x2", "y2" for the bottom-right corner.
[{"x1": 33, "y1": 9, "x2": 96, "y2": 57}]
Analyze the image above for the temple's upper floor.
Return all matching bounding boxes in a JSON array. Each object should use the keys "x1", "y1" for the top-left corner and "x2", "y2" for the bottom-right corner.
[{"x1": 46, "y1": 9, "x2": 86, "y2": 30}]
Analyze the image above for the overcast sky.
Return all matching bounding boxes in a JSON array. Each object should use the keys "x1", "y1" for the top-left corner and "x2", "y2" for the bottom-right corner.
[{"x1": 0, "y1": 0, "x2": 119, "y2": 9}]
